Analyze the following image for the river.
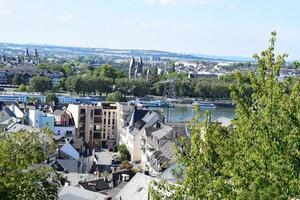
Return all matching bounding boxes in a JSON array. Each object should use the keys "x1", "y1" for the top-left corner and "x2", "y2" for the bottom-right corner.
[{"x1": 151, "y1": 105, "x2": 235, "y2": 123}]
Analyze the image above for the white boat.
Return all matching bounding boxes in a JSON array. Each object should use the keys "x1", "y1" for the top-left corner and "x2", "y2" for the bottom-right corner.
[{"x1": 192, "y1": 101, "x2": 216, "y2": 109}]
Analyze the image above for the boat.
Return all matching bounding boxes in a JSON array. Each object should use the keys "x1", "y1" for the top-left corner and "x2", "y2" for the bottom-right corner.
[
  {"x1": 192, "y1": 101, "x2": 216, "y2": 109},
  {"x1": 140, "y1": 100, "x2": 174, "y2": 108},
  {"x1": 129, "y1": 98, "x2": 175, "y2": 108}
]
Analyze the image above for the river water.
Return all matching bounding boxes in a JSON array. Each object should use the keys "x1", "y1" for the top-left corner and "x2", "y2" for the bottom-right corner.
[{"x1": 151, "y1": 105, "x2": 235, "y2": 123}]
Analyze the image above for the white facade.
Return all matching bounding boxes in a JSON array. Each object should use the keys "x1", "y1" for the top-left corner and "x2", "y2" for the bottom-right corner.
[{"x1": 54, "y1": 126, "x2": 75, "y2": 137}]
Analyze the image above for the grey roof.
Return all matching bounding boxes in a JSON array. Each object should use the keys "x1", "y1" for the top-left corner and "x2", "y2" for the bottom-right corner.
[
  {"x1": 60, "y1": 142, "x2": 80, "y2": 160},
  {"x1": 56, "y1": 159, "x2": 79, "y2": 173},
  {"x1": 58, "y1": 186, "x2": 108, "y2": 200},
  {"x1": 151, "y1": 125, "x2": 174, "y2": 140},
  {"x1": 115, "y1": 173, "x2": 158, "y2": 200},
  {"x1": 6, "y1": 123, "x2": 40, "y2": 133}
]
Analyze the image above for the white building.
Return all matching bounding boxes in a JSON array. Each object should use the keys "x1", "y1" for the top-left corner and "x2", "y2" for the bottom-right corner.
[
  {"x1": 119, "y1": 109, "x2": 161, "y2": 163},
  {"x1": 28, "y1": 109, "x2": 54, "y2": 131}
]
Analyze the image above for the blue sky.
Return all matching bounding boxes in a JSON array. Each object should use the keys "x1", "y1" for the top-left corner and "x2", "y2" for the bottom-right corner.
[{"x1": 0, "y1": 0, "x2": 299, "y2": 59}]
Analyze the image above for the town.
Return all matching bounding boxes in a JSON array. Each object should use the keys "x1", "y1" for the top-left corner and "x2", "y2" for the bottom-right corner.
[{"x1": 1, "y1": 0, "x2": 300, "y2": 199}]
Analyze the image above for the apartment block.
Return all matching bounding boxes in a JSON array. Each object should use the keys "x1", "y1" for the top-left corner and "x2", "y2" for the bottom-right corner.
[{"x1": 67, "y1": 103, "x2": 118, "y2": 149}]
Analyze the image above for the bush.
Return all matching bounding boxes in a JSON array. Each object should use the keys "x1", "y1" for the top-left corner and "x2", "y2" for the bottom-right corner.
[{"x1": 118, "y1": 144, "x2": 131, "y2": 162}]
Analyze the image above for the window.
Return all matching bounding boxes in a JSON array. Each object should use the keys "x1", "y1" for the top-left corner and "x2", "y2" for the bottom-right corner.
[
  {"x1": 94, "y1": 109, "x2": 102, "y2": 115},
  {"x1": 94, "y1": 132, "x2": 101, "y2": 139}
]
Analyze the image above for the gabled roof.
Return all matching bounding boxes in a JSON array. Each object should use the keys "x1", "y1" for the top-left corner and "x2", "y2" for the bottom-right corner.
[
  {"x1": 55, "y1": 159, "x2": 79, "y2": 173},
  {"x1": 58, "y1": 186, "x2": 108, "y2": 200},
  {"x1": 8, "y1": 104, "x2": 24, "y2": 118},
  {"x1": 115, "y1": 173, "x2": 158, "y2": 200},
  {"x1": 60, "y1": 142, "x2": 80, "y2": 160}
]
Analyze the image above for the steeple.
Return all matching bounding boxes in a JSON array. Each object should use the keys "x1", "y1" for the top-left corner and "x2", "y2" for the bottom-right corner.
[
  {"x1": 25, "y1": 47, "x2": 30, "y2": 57},
  {"x1": 129, "y1": 56, "x2": 135, "y2": 78},
  {"x1": 146, "y1": 68, "x2": 151, "y2": 81},
  {"x1": 34, "y1": 48, "x2": 38, "y2": 57},
  {"x1": 137, "y1": 57, "x2": 143, "y2": 74},
  {"x1": 2, "y1": 55, "x2": 6, "y2": 63}
]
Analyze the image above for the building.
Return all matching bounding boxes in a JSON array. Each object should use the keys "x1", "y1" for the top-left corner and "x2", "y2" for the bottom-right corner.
[
  {"x1": 0, "y1": 66, "x2": 63, "y2": 85},
  {"x1": 114, "y1": 173, "x2": 158, "y2": 200},
  {"x1": 128, "y1": 57, "x2": 144, "y2": 79},
  {"x1": 140, "y1": 124, "x2": 177, "y2": 175},
  {"x1": 67, "y1": 103, "x2": 118, "y2": 148},
  {"x1": 54, "y1": 110, "x2": 73, "y2": 126},
  {"x1": 58, "y1": 185, "x2": 109, "y2": 200},
  {"x1": 28, "y1": 109, "x2": 54, "y2": 131},
  {"x1": 119, "y1": 108, "x2": 162, "y2": 162}
]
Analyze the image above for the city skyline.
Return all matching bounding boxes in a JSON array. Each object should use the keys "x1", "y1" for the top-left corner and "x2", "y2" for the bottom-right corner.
[{"x1": 0, "y1": 0, "x2": 299, "y2": 59}]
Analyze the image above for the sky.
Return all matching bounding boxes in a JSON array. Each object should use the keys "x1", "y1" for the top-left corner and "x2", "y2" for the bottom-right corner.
[{"x1": 0, "y1": 0, "x2": 300, "y2": 59}]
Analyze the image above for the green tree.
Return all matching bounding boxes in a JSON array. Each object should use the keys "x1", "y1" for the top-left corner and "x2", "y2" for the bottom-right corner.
[
  {"x1": 46, "y1": 93, "x2": 59, "y2": 104},
  {"x1": 95, "y1": 64, "x2": 124, "y2": 79},
  {"x1": 150, "y1": 32, "x2": 300, "y2": 199},
  {"x1": 115, "y1": 78, "x2": 134, "y2": 96},
  {"x1": 118, "y1": 144, "x2": 131, "y2": 162},
  {"x1": 18, "y1": 84, "x2": 27, "y2": 92},
  {"x1": 12, "y1": 74, "x2": 23, "y2": 85},
  {"x1": 0, "y1": 131, "x2": 59, "y2": 199},
  {"x1": 30, "y1": 76, "x2": 53, "y2": 94},
  {"x1": 106, "y1": 91, "x2": 126, "y2": 102},
  {"x1": 132, "y1": 78, "x2": 150, "y2": 97}
]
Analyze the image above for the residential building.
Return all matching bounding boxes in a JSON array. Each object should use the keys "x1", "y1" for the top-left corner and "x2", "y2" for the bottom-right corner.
[
  {"x1": 114, "y1": 173, "x2": 158, "y2": 200},
  {"x1": 140, "y1": 124, "x2": 177, "y2": 176},
  {"x1": 119, "y1": 108, "x2": 161, "y2": 162},
  {"x1": 28, "y1": 109, "x2": 54, "y2": 131},
  {"x1": 54, "y1": 110, "x2": 73, "y2": 126},
  {"x1": 58, "y1": 185, "x2": 109, "y2": 200},
  {"x1": 67, "y1": 103, "x2": 118, "y2": 148},
  {"x1": 0, "y1": 66, "x2": 63, "y2": 85}
]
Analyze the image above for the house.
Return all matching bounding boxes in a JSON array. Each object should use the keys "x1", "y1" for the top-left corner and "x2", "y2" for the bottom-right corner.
[
  {"x1": 119, "y1": 109, "x2": 162, "y2": 163},
  {"x1": 56, "y1": 142, "x2": 96, "y2": 174},
  {"x1": 53, "y1": 109, "x2": 75, "y2": 137},
  {"x1": 28, "y1": 109, "x2": 55, "y2": 131},
  {"x1": 114, "y1": 173, "x2": 158, "y2": 200},
  {"x1": 140, "y1": 124, "x2": 177, "y2": 176},
  {"x1": 58, "y1": 185, "x2": 109, "y2": 200}
]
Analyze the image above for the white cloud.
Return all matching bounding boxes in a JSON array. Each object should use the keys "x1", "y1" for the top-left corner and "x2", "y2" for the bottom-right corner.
[{"x1": 58, "y1": 13, "x2": 75, "y2": 21}]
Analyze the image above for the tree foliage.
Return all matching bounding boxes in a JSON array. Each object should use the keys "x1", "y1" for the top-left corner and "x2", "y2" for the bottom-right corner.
[
  {"x1": 150, "y1": 32, "x2": 300, "y2": 199},
  {"x1": 118, "y1": 144, "x2": 131, "y2": 162},
  {"x1": 30, "y1": 76, "x2": 53, "y2": 94},
  {"x1": 0, "y1": 132, "x2": 59, "y2": 199},
  {"x1": 46, "y1": 93, "x2": 59, "y2": 104},
  {"x1": 106, "y1": 91, "x2": 126, "y2": 102}
]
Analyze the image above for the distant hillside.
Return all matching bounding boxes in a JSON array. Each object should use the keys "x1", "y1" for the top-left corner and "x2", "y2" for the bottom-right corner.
[{"x1": 0, "y1": 42, "x2": 250, "y2": 62}]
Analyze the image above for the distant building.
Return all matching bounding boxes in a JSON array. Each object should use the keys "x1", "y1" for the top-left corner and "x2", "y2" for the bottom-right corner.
[
  {"x1": 128, "y1": 57, "x2": 144, "y2": 79},
  {"x1": 0, "y1": 66, "x2": 63, "y2": 85}
]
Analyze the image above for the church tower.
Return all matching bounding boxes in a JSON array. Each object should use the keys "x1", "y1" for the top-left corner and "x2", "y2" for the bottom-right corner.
[{"x1": 129, "y1": 56, "x2": 135, "y2": 78}]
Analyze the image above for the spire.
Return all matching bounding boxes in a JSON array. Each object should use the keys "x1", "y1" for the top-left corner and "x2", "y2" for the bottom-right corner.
[
  {"x1": 129, "y1": 56, "x2": 135, "y2": 78},
  {"x1": 146, "y1": 68, "x2": 150, "y2": 81},
  {"x1": 34, "y1": 48, "x2": 38, "y2": 57},
  {"x1": 137, "y1": 57, "x2": 143, "y2": 74},
  {"x1": 134, "y1": 68, "x2": 138, "y2": 79},
  {"x1": 25, "y1": 47, "x2": 30, "y2": 57},
  {"x1": 2, "y1": 55, "x2": 6, "y2": 62}
]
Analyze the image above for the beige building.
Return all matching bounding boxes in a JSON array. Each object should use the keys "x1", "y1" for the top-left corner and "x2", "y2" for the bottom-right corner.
[{"x1": 67, "y1": 103, "x2": 118, "y2": 148}]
